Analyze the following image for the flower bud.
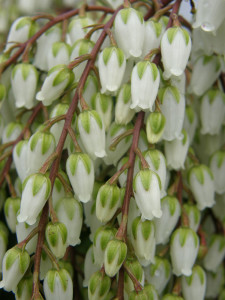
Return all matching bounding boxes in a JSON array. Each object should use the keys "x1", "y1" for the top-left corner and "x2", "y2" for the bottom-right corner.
[
  {"x1": 13, "y1": 140, "x2": 29, "y2": 182},
  {"x1": 45, "y1": 222, "x2": 67, "y2": 259},
  {"x1": 209, "y1": 150, "x2": 225, "y2": 194},
  {"x1": 11, "y1": 63, "x2": 39, "y2": 109},
  {"x1": 188, "y1": 164, "x2": 215, "y2": 210},
  {"x1": 40, "y1": 251, "x2": 52, "y2": 281},
  {"x1": 154, "y1": 196, "x2": 181, "y2": 245},
  {"x1": 117, "y1": 156, "x2": 129, "y2": 187},
  {"x1": 55, "y1": 197, "x2": 83, "y2": 246},
  {"x1": 142, "y1": 19, "x2": 162, "y2": 58},
  {"x1": 0, "y1": 247, "x2": 30, "y2": 292},
  {"x1": 183, "y1": 106, "x2": 198, "y2": 144},
  {"x1": 50, "y1": 103, "x2": 69, "y2": 146},
  {"x1": 124, "y1": 258, "x2": 144, "y2": 295},
  {"x1": 52, "y1": 172, "x2": 68, "y2": 208},
  {"x1": 16, "y1": 275, "x2": 33, "y2": 300},
  {"x1": 2, "y1": 122, "x2": 23, "y2": 144},
  {"x1": 104, "y1": 239, "x2": 127, "y2": 277},
  {"x1": 96, "y1": 183, "x2": 121, "y2": 223},
  {"x1": 36, "y1": 65, "x2": 74, "y2": 106},
  {"x1": 200, "y1": 89, "x2": 225, "y2": 135},
  {"x1": 47, "y1": 42, "x2": 71, "y2": 70},
  {"x1": 161, "y1": 26, "x2": 191, "y2": 78},
  {"x1": 146, "y1": 111, "x2": 166, "y2": 144},
  {"x1": 206, "y1": 265, "x2": 224, "y2": 299},
  {"x1": 133, "y1": 169, "x2": 162, "y2": 220},
  {"x1": 182, "y1": 204, "x2": 201, "y2": 232},
  {"x1": 16, "y1": 219, "x2": 38, "y2": 255},
  {"x1": 93, "y1": 226, "x2": 117, "y2": 267},
  {"x1": 83, "y1": 246, "x2": 99, "y2": 287},
  {"x1": 68, "y1": 17, "x2": 93, "y2": 45},
  {"x1": 114, "y1": 8, "x2": 144, "y2": 58},
  {"x1": 170, "y1": 227, "x2": 199, "y2": 276},
  {"x1": 129, "y1": 284, "x2": 158, "y2": 300},
  {"x1": 203, "y1": 234, "x2": 225, "y2": 272},
  {"x1": 158, "y1": 85, "x2": 185, "y2": 141},
  {"x1": 17, "y1": 173, "x2": 51, "y2": 225},
  {"x1": 82, "y1": 74, "x2": 99, "y2": 106},
  {"x1": 88, "y1": 270, "x2": 111, "y2": 300},
  {"x1": 77, "y1": 110, "x2": 106, "y2": 160},
  {"x1": 91, "y1": 92, "x2": 113, "y2": 131},
  {"x1": 98, "y1": 46, "x2": 126, "y2": 94},
  {"x1": 44, "y1": 268, "x2": 73, "y2": 300},
  {"x1": 145, "y1": 256, "x2": 171, "y2": 295},
  {"x1": 0, "y1": 222, "x2": 8, "y2": 273},
  {"x1": 4, "y1": 197, "x2": 20, "y2": 233},
  {"x1": 66, "y1": 153, "x2": 94, "y2": 203}
]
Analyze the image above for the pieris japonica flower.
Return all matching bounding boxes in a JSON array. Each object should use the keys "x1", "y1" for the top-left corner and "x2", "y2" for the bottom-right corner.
[
  {"x1": 193, "y1": 0, "x2": 225, "y2": 33},
  {"x1": 133, "y1": 169, "x2": 162, "y2": 220},
  {"x1": 203, "y1": 234, "x2": 225, "y2": 272},
  {"x1": 17, "y1": 173, "x2": 51, "y2": 225},
  {"x1": 4, "y1": 197, "x2": 20, "y2": 233},
  {"x1": 130, "y1": 61, "x2": 160, "y2": 111},
  {"x1": 11, "y1": 63, "x2": 39, "y2": 109},
  {"x1": 47, "y1": 42, "x2": 71, "y2": 70},
  {"x1": 188, "y1": 164, "x2": 215, "y2": 210},
  {"x1": 124, "y1": 258, "x2": 144, "y2": 295},
  {"x1": 67, "y1": 17, "x2": 93, "y2": 45},
  {"x1": 145, "y1": 257, "x2": 171, "y2": 295},
  {"x1": 131, "y1": 217, "x2": 156, "y2": 267},
  {"x1": 200, "y1": 89, "x2": 225, "y2": 135},
  {"x1": 146, "y1": 111, "x2": 166, "y2": 144},
  {"x1": 182, "y1": 204, "x2": 201, "y2": 232},
  {"x1": 165, "y1": 129, "x2": 190, "y2": 170},
  {"x1": 93, "y1": 226, "x2": 116, "y2": 267},
  {"x1": 50, "y1": 103, "x2": 69, "y2": 146},
  {"x1": 190, "y1": 55, "x2": 221, "y2": 96},
  {"x1": 159, "y1": 85, "x2": 185, "y2": 141},
  {"x1": 52, "y1": 172, "x2": 68, "y2": 208},
  {"x1": 181, "y1": 265, "x2": 206, "y2": 300},
  {"x1": 66, "y1": 153, "x2": 94, "y2": 203},
  {"x1": 0, "y1": 247, "x2": 30, "y2": 292},
  {"x1": 2, "y1": 122, "x2": 23, "y2": 144},
  {"x1": 13, "y1": 140, "x2": 29, "y2": 183},
  {"x1": 183, "y1": 106, "x2": 198, "y2": 144},
  {"x1": 205, "y1": 265, "x2": 224, "y2": 299},
  {"x1": 161, "y1": 26, "x2": 191, "y2": 78},
  {"x1": 104, "y1": 239, "x2": 127, "y2": 277},
  {"x1": 16, "y1": 219, "x2": 38, "y2": 254},
  {"x1": 98, "y1": 46, "x2": 126, "y2": 94},
  {"x1": 0, "y1": 223, "x2": 8, "y2": 273},
  {"x1": 96, "y1": 183, "x2": 121, "y2": 223},
  {"x1": 142, "y1": 19, "x2": 162, "y2": 58},
  {"x1": 34, "y1": 26, "x2": 61, "y2": 71},
  {"x1": 170, "y1": 227, "x2": 199, "y2": 276},
  {"x1": 44, "y1": 268, "x2": 73, "y2": 300},
  {"x1": 105, "y1": 0, "x2": 123, "y2": 9},
  {"x1": 15, "y1": 275, "x2": 33, "y2": 300},
  {"x1": 114, "y1": 8, "x2": 144, "y2": 58},
  {"x1": 209, "y1": 150, "x2": 225, "y2": 194},
  {"x1": 82, "y1": 74, "x2": 99, "y2": 106},
  {"x1": 36, "y1": 65, "x2": 74, "y2": 106},
  {"x1": 45, "y1": 222, "x2": 68, "y2": 259},
  {"x1": 88, "y1": 270, "x2": 111, "y2": 300},
  {"x1": 55, "y1": 197, "x2": 83, "y2": 246},
  {"x1": 154, "y1": 196, "x2": 181, "y2": 245},
  {"x1": 77, "y1": 110, "x2": 106, "y2": 160},
  {"x1": 83, "y1": 246, "x2": 99, "y2": 287},
  {"x1": 129, "y1": 284, "x2": 158, "y2": 300}
]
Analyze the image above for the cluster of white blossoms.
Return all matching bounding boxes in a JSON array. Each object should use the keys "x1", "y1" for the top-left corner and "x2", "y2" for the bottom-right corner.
[{"x1": 0, "y1": 0, "x2": 225, "y2": 299}]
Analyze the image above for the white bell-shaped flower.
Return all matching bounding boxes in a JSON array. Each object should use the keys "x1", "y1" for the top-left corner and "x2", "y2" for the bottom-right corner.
[
  {"x1": 200, "y1": 89, "x2": 225, "y2": 135},
  {"x1": 13, "y1": 140, "x2": 29, "y2": 183},
  {"x1": 183, "y1": 106, "x2": 198, "y2": 144},
  {"x1": 52, "y1": 172, "x2": 67, "y2": 208},
  {"x1": 67, "y1": 17, "x2": 93, "y2": 45},
  {"x1": 165, "y1": 129, "x2": 190, "y2": 170},
  {"x1": 181, "y1": 265, "x2": 206, "y2": 300},
  {"x1": 182, "y1": 204, "x2": 201, "y2": 232},
  {"x1": 4, "y1": 197, "x2": 20, "y2": 233},
  {"x1": 16, "y1": 218, "x2": 39, "y2": 254},
  {"x1": 190, "y1": 55, "x2": 221, "y2": 96},
  {"x1": 161, "y1": 26, "x2": 191, "y2": 78},
  {"x1": 88, "y1": 270, "x2": 111, "y2": 300},
  {"x1": 205, "y1": 265, "x2": 224, "y2": 299},
  {"x1": 66, "y1": 153, "x2": 94, "y2": 203},
  {"x1": 124, "y1": 258, "x2": 144, "y2": 295},
  {"x1": 83, "y1": 246, "x2": 99, "y2": 287},
  {"x1": 188, "y1": 164, "x2": 215, "y2": 210},
  {"x1": 130, "y1": 61, "x2": 160, "y2": 111},
  {"x1": 82, "y1": 74, "x2": 99, "y2": 107},
  {"x1": 114, "y1": 8, "x2": 145, "y2": 58},
  {"x1": 146, "y1": 111, "x2": 166, "y2": 144},
  {"x1": 98, "y1": 46, "x2": 126, "y2": 94},
  {"x1": 159, "y1": 85, "x2": 185, "y2": 141},
  {"x1": 2, "y1": 122, "x2": 23, "y2": 144},
  {"x1": 209, "y1": 150, "x2": 225, "y2": 194},
  {"x1": 50, "y1": 103, "x2": 69, "y2": 146},
  {"x1": 193, "y1": 0, "x2": 225, "y2": 33},
  {"x1": 15, "y1": 275, "x2": 33, "y2": 300},
  {"x1": 47, "y1": 41, "x2": 71, "y2": 70},
  {"x1": 142, "y1": 19, "x2": 162, "y2": 58},
  {"x1": 133, "y1": 168, "x2": 162, "y2": 220},
  {"x1": 170, "y1": 227, "x2": 199, "y2": 276},
  {"x1": 17, "y1": 173, "x2": 51, "y2": 225},
  {"x1": 77, "y1": 110, "x2": 106, "y2": 160}
]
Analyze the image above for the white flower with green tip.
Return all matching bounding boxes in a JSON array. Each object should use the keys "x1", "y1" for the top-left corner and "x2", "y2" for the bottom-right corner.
[
  {"x1": 13, "y1": 140, "x2": 29, "y2": 182},
  {"x1": 183, "y1": 106, "x2": 198, "y2": 144},
  {"x1": 131, "y1": 61, "x2": 160, "y2": 112},
  {"x1": 205, "y1": 265, "x2": 224, "y2": 298},
  {"x1": 0, "y1": 247, "x2": 30, "y2": 292},
  {"x1": 98, "y1": 46, "x2": 126, "y2": 94},
  {"x1": 17, "y1": 173, "x2": 51, "y2": 225},
  {"x1": 16, "y1": 275, "x2": 33, "y2": 300},
  {"x1": 170, "y1": 227, "x2": 199, "y2": 276},
  {"x1": 142, "y1": 19, "x2": 162, "y2": 58},
  {"x1": 146, "y1": 111, "x2": 166, "y2": 144},
  {"x1": 88, "y1": 270, "x2": 111, "y2": 300},
  {"x1": 50, "y1": 103, "x2": 69, "y2": 146},
  {"x1": 4, "y1": 197, "x2": 21, "y2": 233},
  {"x1": 114, "y1": 8, "x2": 145, "y2": 58},
  {"x1": 210, "y1": 150, "x2": 225, "y2": 194},
  {"x1": 16, "y1": 219, "x2": 38, "y2": 255},
  {"x1": 47, "y1": 41, "x2": 71, "y2": 70},
  {"x1": 83, "y1": 246, "x2": 99, "y2": 287},
  {"x1": 133, "y1": 169, "x2": 162, "y2": 221},
  {"x1": 2, "y1": 122, "x2": 23, "y2": 144},
  {"x1": 44, "y1": 268, "x2": 73, "y2": 300},
  {"x1": 182, "y1": 204, "x2": 201, "y2": 232},
  {"x1": 124, "y1": 258, "x2": 144, "y2": 295},
  {"x1": 36, "y1": 64, "x2": 74, "y2": 106},
  {"x1": 161, "y1": 26, "x2": 191, "y2": 78},
  {"x1": 77, "y1": 110, "x2": 106, "y2": 160},
  {"x1": 68, "y1": 17, "x2": 93, "y2": 45},
  {"x1": 52, "y1": 171, "x2": 68, "y2": 208}
]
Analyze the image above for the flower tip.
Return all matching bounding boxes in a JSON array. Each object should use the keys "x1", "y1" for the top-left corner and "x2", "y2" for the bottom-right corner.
[
  {"x1": 95, "y1": 150, "x2": 106, "y2": 158},
  {"x1": 78, "y1": 194, "x2": 91, "y2": 203},
  {"x1": 153, "y1": 209, "x2": 162, "y2": 218},
  {"x1": 17, "y1": 214, "x2": 27, "y2": 223},
  {"x1": 129, "y1": 49, "x2": 142, "y2": 58},
  {"x1": 181, "y1": 268, "x2": 192, "y2": 276},
  {"x1": 36, "y1": 91, "x2": 44, "y2": 101}
]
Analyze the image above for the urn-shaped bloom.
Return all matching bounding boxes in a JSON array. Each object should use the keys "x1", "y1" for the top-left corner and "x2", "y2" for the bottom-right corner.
[
  {"x1": 124, "y1": 258, "x2": 144, "y2": 295},
  {"x1": 68, "y1": 16, "x2": 93, "y2": 45},
  {"x1": 16, "y1": 219, "x2": 38, "y2": 254},
  {"x1": 4, "y1": 197, "x2": 21, "y2": 233},
  {"x1": 13, "y1": 140, "x2": 29, "y2": 183},
  {"x1": 114, "y1": 8, "x2": 145, "y2": 58},
  {"x1": 130, "y1": 61, "x2": 160, "y2": 112},
  {"x1": 88, "y1": 270, "x2": 111, "y2": 300},
  {"x1": 170, "y1": 227, "x2": 199, "y2": 276},
  {"x1": 209, "y1": 150, "x2": 225, "y2": 194},
  {"x1": 17, "y1": 173, "x2": 51, "y2": 225},
  {"x1": 161, "y1": 26, "x2": 191, "y2": 78},
  {"x1": 16, "y1": 275, "x2": 33, "y2": 300},
  {"x1": 44, "y1": 268, "x2": 73, "y2": 300},
  {"x1": 182, "y1": 204, "x2": 201, "y2": 232},
  {"x1": 142, "y1": 19, "x2": 162, "y2": 58},
  {"x1": 133, "y1": 169, "x2": 162, "y2": 220},
  {"x1": 98, "y1": 46, "x2": 126, "y2": 94},
  {"x1": 47, "y1": 41, "x2": 71, "y2": 70},
  {"x1": 146, "y1": 112, "x2": 166, "y2": 144}
]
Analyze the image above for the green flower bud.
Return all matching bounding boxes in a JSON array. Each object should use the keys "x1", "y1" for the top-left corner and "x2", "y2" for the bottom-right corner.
[
  {"x1": 88, "y1": 270, "x2": 111, "y2": 300},
  {"x1": 4, "y1": 197, "x2": 20, "y2": 233},
  {"x1": 16, "y1": 275, "x2": 33, "y2": 300},
  {"x1": 146, "y1": 112, "x2": 166, "y2": 144},
  {"x1": 124, "y1": 258, "x2": 144, "y2": 294},
  {"x1": 45, "y1": 222, "x2": 68, "y2": 258}
]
